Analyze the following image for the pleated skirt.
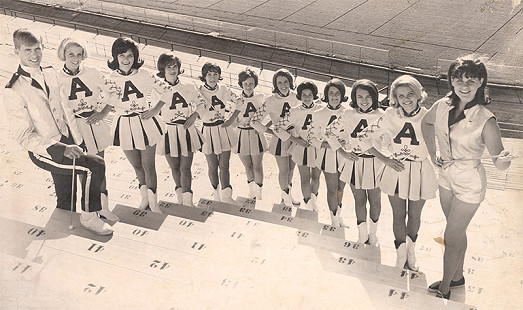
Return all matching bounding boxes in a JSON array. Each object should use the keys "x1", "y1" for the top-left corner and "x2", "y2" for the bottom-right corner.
[
  {"x1": 157, "y1": 123, "x2": 203, "y2": 157},
  {"x1": 234, "y1": 127, "x2": 268, "y2": 156},
  {"x1": 201, "y1": 123, "x2": 238, "y2": 155},
  {"x1": 314, "y1": 147, "x2": 342, "y2": 174},
  {"x1": 112, "y1": 113, "x2": 164, "y2": 150},
  {"x1": 268, "y1": 136, "x2": 292, "y2": 157},
  {"x1": 288, "y1": 143, "x2": 317, "y2": 167},
  {"x1": 338, "y1": 156, "x2": 383, "y2": 189},
  {"x1": 76, "y1": 117, "x2": 112, "y2": 154}
]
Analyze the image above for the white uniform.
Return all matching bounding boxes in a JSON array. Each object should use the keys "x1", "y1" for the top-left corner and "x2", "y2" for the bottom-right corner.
[
  {"x1": 106, "y1": 68, "x2": 169, "y2": 150},
  {"x1": 250, "y1": 92, "x2": 300, "y2": 156},
  {"x1": 358, "y1": 106, "x2": 437, "y2": 200},
  {"x1": 276, "y1": 101, "x2": 324, "y2": 166},
  {"x1": 156, "y1": 79, "x2": 203, "y2": 157},
  {"x1": 234, "y1": 92, "x2": 268, "y2": 156},
  {"x1": 196, "y1": 84, "x2": 240, "y2": 155},
  {"x1": 58, "y1": 65, "x2": 112, "y2": 154},
  {"x1": 327, "y1": 108, "x2": 384, "y2": 189},
  {"x1": 310, "y1": 104, "x2": 348, "y2": 173},
  {"x1": 431, "y1": 98, "x2": 494, "y2": 204}
]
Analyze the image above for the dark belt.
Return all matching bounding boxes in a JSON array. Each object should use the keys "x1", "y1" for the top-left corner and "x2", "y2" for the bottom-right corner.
[
  {"x1": 203, "y1": 120, "x2": 224, "y2": 126},
  {"x1": 167, "y1": 119, "x2": 186, "y2": 125},
  {"x1": 75, "y1": 111, "x2": 95, "y2": 118},
  {"x1": 121, "y1": 112, "x2": 142, "y2": 117},
  {"x1": 238, "y1": 126, "x2": 254, "y2": 130},
  {"x1": 357, "y1": 153, "x2": 375, "y2": 158}
]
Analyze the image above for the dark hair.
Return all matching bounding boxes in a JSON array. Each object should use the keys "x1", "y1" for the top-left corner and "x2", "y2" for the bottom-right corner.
[
  {"x1": 322, "y1": 78, "x2": 348, "y2": 103},
  {"x1": 296, "y1": 81, "x2": 319, "y2": 100},
  {"x1": 446, "y1": 55, "x2": 490, "y2": 106},
  {"x1": 272, "y1": 69, "x2": 295, "y2": 93},
  {"x1": 107, "y1": 37, "x2": 143, "y2": 70},
  {"x1": 350, "y1": 79, "x2": 380, "y2": 110},
  {"x1": 238, "y1": 67, "x2": 258, "y2": 88},
  {"x1": 199, "y1": 62, "x2": 223, "y2": 82},
  {"x1": 13, "y1": 28, "x2": 42, "y2": 49},
  {"x1": 156, "y1": 52, "x2": 184, "y2": 78}
]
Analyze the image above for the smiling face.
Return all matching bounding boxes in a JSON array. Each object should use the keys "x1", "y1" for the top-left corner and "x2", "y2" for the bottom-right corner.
[
  {"x1": 164, "y1": 63, "x2": 180, "y2": 81},
  {"x1": 355, "y1": 88, "x2": 373, "y2": 111},
  {"x1": 451, "y1": 75, "x2": 483, "y2": 104},
  {"x1": 205, "y1": 70, "x2": 220, "y2": 88},
  {"x1": 300, "y1": 88, "x2": 315, "y2": 106},
  {"x1": 15, "y1": 42, "x2": 43, "y2": 68},
  {"x1": 276, "y1": 76, "x2": 290, "y2": 95},
  {"x1": 394, "y1": 85, "x2": 419, "y2": 114},
  {"x1": 241, "y1": 77, "x2": 256, "y2": 95},
  {"x1": 117, "y1": 49, "x2": 134, "y2": 73},
  {"x1": 64, "y1": 44, "x2": 84, "y2": 72},
  {"x1": 327, "y1": 86, "x2": 342, "y2": 108}
]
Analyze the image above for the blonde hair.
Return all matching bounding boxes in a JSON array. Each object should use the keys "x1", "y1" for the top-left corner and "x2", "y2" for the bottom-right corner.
[
  {"x1": 389, "y1": 75, "x2": 427, "y2": 108},
  {"x1": 57, "y1": 37, "x2": 88, "y2": 61}
]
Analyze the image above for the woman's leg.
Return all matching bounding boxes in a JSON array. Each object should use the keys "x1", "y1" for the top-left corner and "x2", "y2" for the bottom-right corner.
[
  {"x1": 239, "y1": 154, "x2": 254, "y2": 183},
  {"x1": 140, "y1": 145, "x2": 157, "y2": 190},
  {"x1": 388, "y1": 195, "x2": 407, "y2": 243},
  {"x1": 123, "y1": 149, "x2": 145, "y2": 185},
  {"x1": 324, "y1": 172, "x2": 340, "y2": 213},
  {"x1": 179, "y1": 152, "x2": 194, "y2": 193},
  {"x1": 351, "y1": 184, "x2": 369, "y2": 243},
  {"x1": 218, "y1": 150, "x2": 232, "y2": 189},
  {"x1": 251, "y1": 153, "x2": 264, "y2": 186},
  {"x1": 165, "y1": 155, "x2": 182, "y2": 189},
  {"x1": 406, "y1": 199, "x2": 426, "y2": 240},
  {"x1": 367, "y1": 188, "x2": 382, "y2": 245},
  {"x1": 298, "y1": 165, "x2": 312, "y2": 202},
  {"x1": 205, "y1": 153, "x2": 220, "y2": 189}
]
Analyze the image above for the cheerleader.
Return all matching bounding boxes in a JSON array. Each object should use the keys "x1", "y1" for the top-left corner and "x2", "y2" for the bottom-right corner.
[
  {"x1": 234, "y1": 68, "x2": 267, "y2": 199},
  {"x1": 276, "y1": 81, "x2": 323, "y2": 211},
  {"x1": 154, "y1": 53, "x2": 203, "y2": 206},
  {"x1": 327, "y1": 79, "x2": 384, "y2": 245},
  {"x1": 310, "y1": 79, "x2": 350, "y2": 226},
  {"x1": 56, "y1": 37, "x2": 119, "y2": 221},
  {"x1": 195, "y1": 62, "x2": 241, "y2": 204},
  {"x1": 106, "y1": 37, "x2": 170, "y2": 213},
  {"x1": 357, "y1": 75, "x2": 438, "y2": 270},
  {"x1": 421, "y1": 56, "x2": 513, "y2": 299},
  {"x1": 250, "y1": 69, "x2": 301, "y2": 207}
]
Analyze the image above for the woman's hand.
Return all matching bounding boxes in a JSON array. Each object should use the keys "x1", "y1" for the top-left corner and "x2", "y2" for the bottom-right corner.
[
  {"x1": 339, "y1": 149, "x2": 359, "y2": 161},
  {"x1": 291, "y1": 136, "x2": 308, "y2": 147},
  {"x1": 384, "y1": 157, "x2": 405, "y2": 172},
  {"x1": 141, "y1": 106, "x2": 161, "y2": 120}
]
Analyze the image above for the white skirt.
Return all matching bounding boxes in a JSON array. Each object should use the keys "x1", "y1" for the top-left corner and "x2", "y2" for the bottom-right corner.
[
  {"x1": 234, "y1": 127, "x2": 268, "y2": 156},
  {"x1": 268, "y1": 136, "x2": 292, "y2": 157},
  {"x1": 201, "y1": 121, "x2": 238, "y2": 155},
  {"x1": 377, "y1": 158, "x2": 437, "y2": 201},
  {"x1": 288, "y1": 143, "x2": 317, "y2": 167},
  {"x1": 112, "y1": 113, "x2": 164, "y2": 151},
  {"x1": 339, "y1": 156, "x2": 382, "y2": 189},
  {"x1": 157, "y1": 123, "x2": 203, "y2": 157},
  {"x1": 315, "y1": 147, "x2": 342, "y2": 174},
  {"x1": 75, "y1": 115, "x2": 112, "y2": 154}
]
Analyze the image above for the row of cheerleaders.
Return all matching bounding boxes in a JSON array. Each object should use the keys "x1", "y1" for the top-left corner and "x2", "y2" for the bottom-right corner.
[{"x1": 14, "y1": 34, "x2": 514, "y2": 300}]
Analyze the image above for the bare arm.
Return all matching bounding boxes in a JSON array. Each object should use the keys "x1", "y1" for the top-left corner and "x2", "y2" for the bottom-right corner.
[{"x1": 482, "y1": 117, "x2": 512, "y2": 170}]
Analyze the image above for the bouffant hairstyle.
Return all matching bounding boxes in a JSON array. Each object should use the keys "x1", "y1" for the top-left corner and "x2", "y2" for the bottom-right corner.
[
  {"x1": 446, "y1": 55, "x2": 490, "y2": 106},
  {"x1": 349, "y1": 79, "x2": 380, "y2": 110},
  {"x1": 199, "y1": 62, "x2": 223, "y2": 82},
  {"x1": 156, "y1": 52, "x2": 184, "y2": 78},
  {"x1": 389, "y1": 75, "x2": 427, "y2": 108},
  {"x1": 107, "y1": 37, "x2": 144, "y2": 71},
  {"x1": 238, "y1": 67, "x2": 258, "y2": 88},
  {"x1": 272, "y1": 69, "x2": 295, "y2": 93},
  {"x1": 296, "y1": 81, "x2": 319, "y2": 100},
  {"x1": 322, "y1": 78, "x2": 348, "y2": 103},
  {"x1": 57, "y1": 37, "x2": 88, "y2": 62}
]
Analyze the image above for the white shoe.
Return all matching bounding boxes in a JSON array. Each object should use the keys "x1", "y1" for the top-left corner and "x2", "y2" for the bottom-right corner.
[
  {"x1": 357, "y1": 222, "x2": 368, "y2": 244},
  {"x1": 395, "y1": 242, "x2": 407, "y2": 268},
  {"x1": 288, "y1": 183, "x2": 300, "y2": 206},
  {"x1": 281, "y1": 190, "x2": 292, "y2": 207},
  {"x1": 368, "y1": 220, "x2": 379, "y2": 246},
  {"x1": 255, "y1": 183, "x2": 263, "y2": 200},
  {"x1": 221, "y1": 187, "x2": 237, "y2": 205},
  {"x1": 303, "y1": 199, "x2": 314, "y2": 211},
  {"x1": 98, "y1": 192, "x2": 119, "y2": 222},
  {"x1": 147, "y1": 189, "x2": 161, "y2": 213},
  {"x1": 211, "y1": 187, "x2": 221, "y2": 202},
  {"x1": 330, "y1": 209, "x2": 340, "y2": 227},
  {"x1": 406, "y1": 235, "x2": 419, "y2": 271},
  {"x1": 138, "y1": 185, "x2": 149, "y2": 210},
  {"x1": 310, "y1": 193, "x2": 318, "y2": 212},
  {"x1": 248, "y1": 182, "x2": 256, "y2": 199},
  {"x1": 337, "y1": 205, "x2": 348, "y2": 227},
  {"x1": 182, "y1": 192, "x2": 194, "y2": 207},
  {"x1": 175, "y1": 187, "x2": 183, "y2": 204},
  {"x1": 80, "y1": 212, "x2": 114, "y2": 235}
]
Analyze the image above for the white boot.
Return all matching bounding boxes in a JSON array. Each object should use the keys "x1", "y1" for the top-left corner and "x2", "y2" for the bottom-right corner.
[
  {"x1": 357, "y1": 222, "x2": 368, "y2": 244},
  {"x1": 248, "y1": 181, "x2": 256, "y2": 199},
  {"x1": 310, "y1": 193, "x2": 318, "y2": 212},
  {"x1": 337, "y1": 205, "x2": 348, "y2": 227},
  {"x1": 98, "y1": 192, "x2": 119, "y2": 221},
  {"x1": 288, "y1": 183, "x2": 300, "y2": 206},
  {"x1": 255, "y1": 184, "x2": 263, "y2": 200},
  {"x1": 406, "y1": 235, "x2": 419, "y2": 271},
  {"x1": 221, "y1": 187, "x2": 237, "y2": 205},
  {"x1": 368, "y1": 220, "x2": 379, "y2": 246},
  {"x1": 138, "y1": 184, "x2": 149, "y2": 210},
  {"x1": 330, "y1": 209, "x2": 340, "y2": 227},
  {"x1": 281, "y1": 190, "x2": 292, "y2": 207},
  {"x1": 395, "y1": 242, "x2": 407, "y2": 268},
  {"x1": 303, "y1": 199, "x2": 313, "y2": 211},
  {"x1": 211, "y1": 187, "x2": 221, "y2": 202},
  {"x1": 182, "y1": 192, "x2": 194, "y2": 207},
  {"x1": 175, "y1": 187, "x2": 183, "y2": 204},
  {"x1": 147, "y1": 189, "x2": 161, "y2": 213},
  {"x1": 80, "y1": 212, "x2": 114, "y2": 235}
]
